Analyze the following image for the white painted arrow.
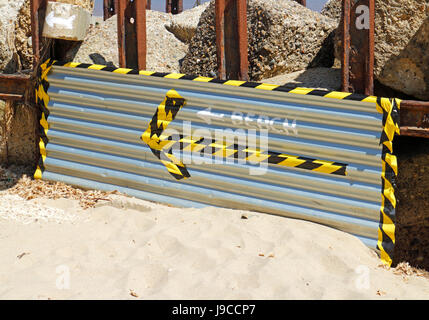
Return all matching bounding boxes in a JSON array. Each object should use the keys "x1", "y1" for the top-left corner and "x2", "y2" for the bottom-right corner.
[
  {"x1": 197, "y1": 107, "x2": 225, "y2": 125},
  {"x1": 45, "y1": 11, "x2": 76, "y2": 30}
]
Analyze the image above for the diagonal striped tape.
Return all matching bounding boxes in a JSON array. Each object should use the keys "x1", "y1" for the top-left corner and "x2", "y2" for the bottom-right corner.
[
  {"x1": 160, "y1": 134, "x2": 348, "y2": 178},
  {"x1": 140, "y1": 89, "x2": 190, "y2": 180},
  {"x1": 375, "y1": 98, "x2": 401, "y2": 266},
  {"x1": 34, "y1": 59, "x2": 55, "y2": 180}
]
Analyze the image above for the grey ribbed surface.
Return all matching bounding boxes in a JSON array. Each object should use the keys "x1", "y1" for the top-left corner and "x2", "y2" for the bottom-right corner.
[{"x1": 42, "y1": 66, "x2": 384, "y2": 248}]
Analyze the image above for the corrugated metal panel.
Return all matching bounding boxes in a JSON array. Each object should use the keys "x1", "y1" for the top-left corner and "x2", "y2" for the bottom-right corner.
[{"x1": 35, "y1": 61, "x2": 400, "y2": 263}]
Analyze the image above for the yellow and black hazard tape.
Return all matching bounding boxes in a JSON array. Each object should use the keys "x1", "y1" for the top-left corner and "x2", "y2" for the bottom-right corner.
[
  {"x1": 34, "y1": 59, "x2": 55, "y2": 180},
  {"x1": 141, "y1": 89, "x2": 191, "y2": 180},
  {"x1": 37, "y1": 59, "x2": 400, "y2": 266},
  {"x1": 161, "y1": 134, "x2": 348, "y2": 177},
  {"x1": 376, "y1": 97, "x2": 400, "y2": 266}
]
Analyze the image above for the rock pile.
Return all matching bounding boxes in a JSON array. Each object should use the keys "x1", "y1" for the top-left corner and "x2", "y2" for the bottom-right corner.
[
  {"x1": 166, "y1": 1, "x2": 210, "y2": 43},
  {"x1": 56, "y1": 0, "x2": 94, "y2": 11},
  {"x1": 3, "y1": 0, "x2": 429, "y2": 99},
  {"x1": 71, "y1": 10, "x2": 188, "y2": 73},
  {"x1": 14, "y1": 0, "x2": 32, "y2": 71},
  {"x1": 323, "y1": 0, "x2": 429, "y2": 100},
  {"x1": 320, "y1": 0, "x2": 342, "y2": 22},
  {"x1": 0, "y1": 0, "x2": 26, "y2": 73},
  {"x1": 180, "y1": 0, "x2": 337, "y2": 81}
]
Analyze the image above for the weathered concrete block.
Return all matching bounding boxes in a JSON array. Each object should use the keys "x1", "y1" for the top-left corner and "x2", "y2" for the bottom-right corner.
[
  {"x1": 42, "y1": 1, "x2": 91, "y2": 41},
  {"x1": 323, "y1": 0, "x2": 429, "y2": 100},
  {"x1": 180, "y1": 0, "x2": 337, "y2": 81}
]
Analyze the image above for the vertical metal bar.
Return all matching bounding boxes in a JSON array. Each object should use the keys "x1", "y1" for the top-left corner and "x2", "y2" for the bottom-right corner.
[
  {"x1": 215, "y1": 0, "x2": 249, "y2": 81},
  {"x1": 215, "y1": 0, "x2": 226, "y2": 80},
  {"x1": 341, "y1": 0, "x2": 351, "y2": 93},
  {"x1": 295, "y1": 0, "x2": 306, "y2": 6},
  {"x1": 146, "y1": 0, "x2": 151, "y2": 10},
  {"x1": 117, "y1": 0, "x2": 147, "y2": 70},
  {"x1": 176, "y1": 0, "x2": 183, "y2": 13},
  {"x1": 166, "y1": 0, "x2": 183, "y2": 14},
  {"x1": 30, "y1": 0, "x2": 40, "y2": 67},
  {"x1": 103, "y1": 0, "x2": 109, "y2": 20},
  {"x1": 135, "y1": 0, "x2": 147, "y2": 70},
  {"x1": 30, "y1": 0, "x2": 48, "y2": 67},
  {"x1": 366, "y1": 0, "x2": 375, "y2": 95},
  {"x1": 236, "y1": 0, "x2": 249, "y2": 81},
  {"x1": 342, "y1": 0, "x2": 375, "y2": 95},
  {"x1": 117, "y1": 0, "x2": 126, "y2": 68},
  {"x1": 104, "y1": 0, "x2": 116, "y2": 20}
]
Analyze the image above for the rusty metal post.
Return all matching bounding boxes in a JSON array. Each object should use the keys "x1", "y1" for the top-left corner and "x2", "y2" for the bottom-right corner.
[
  {"x1": 341, "y1": 0, "x2": 375, "y2": 95},
  {"x1": 147, "y1": 0, "x2": 151, "y2": 10},
  {"x1": 104, "y1": 0, "x2": 116, "y2": 20},
  {"x1": 295, "y1": 0, "x2": 306, "y2": 6},
  {"x1": 215, "y1": 0, "x2": 249, "y2": 81},
  {"x1": 366, "y1": 0, "x2": 375, "y2": 95},
  {"x1": 117, "y1": 0, "x2": 147, "y2": 70},
  {"x1": 166, "y1": 0, "x2": 183, "y2": 14},
  {"x1": 30, "y1": 0, "x2": 49, "y2": 68},
  {"x1": 341, "y1": 0, "x2": 351, "y2": 93}
]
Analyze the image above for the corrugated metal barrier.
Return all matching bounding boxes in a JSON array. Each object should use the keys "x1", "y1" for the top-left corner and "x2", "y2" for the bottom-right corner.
[{"x1": 35, "y1": 60, "x2": 400, "y2": 265}]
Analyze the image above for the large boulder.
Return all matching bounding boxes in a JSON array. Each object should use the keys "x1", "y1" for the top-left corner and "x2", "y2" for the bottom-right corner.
[
  {"x1": 380, "y1": 18, "x2": 429, "y2": 100},
  {"x1": 56, "y1": 0, "x2": 94, "y2": 11},
  {"x1": 320, "y1": 0, "x2": 342, "y2": 22},
  {"x1": 0, "y1": 0, "x2": 26, "y2": 73},
  {"x1": 323, "y1": 0, "x2": 429, "y2": 99},
  {"x1": 165, "y1": 2, "x2": 210, "y2": 43},
  {"x1": 180, "y1": 0, "x2": 337, "y2": 81}
]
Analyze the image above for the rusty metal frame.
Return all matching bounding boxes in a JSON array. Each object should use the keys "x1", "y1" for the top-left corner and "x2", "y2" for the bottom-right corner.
[
  {"x1": 295, "y1": 0, "x2": 306, "y2": 6},
  {"x1": 116, "y1": 0, "x2": 147, "y2": 70},
  {"x1": 215, "y1": 0, "x2": 249, "y2": 81},
  {"x1": 13, "y1": 0, "x2": 429, "y2": 139}
]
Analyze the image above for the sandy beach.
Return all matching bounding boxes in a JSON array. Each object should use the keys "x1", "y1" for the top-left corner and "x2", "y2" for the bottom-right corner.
[{"x1": 1, "y1": 191, "x2": 429, "y2": 300}]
